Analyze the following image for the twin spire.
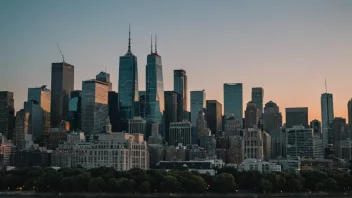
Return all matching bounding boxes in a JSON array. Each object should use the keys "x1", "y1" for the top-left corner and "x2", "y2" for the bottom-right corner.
[
  {"x1": 126, "y1": 23, "x2": 159, "y2": 55},
  {"x1": 150, "y1": 34, "x2": 158, "y2": 54}
]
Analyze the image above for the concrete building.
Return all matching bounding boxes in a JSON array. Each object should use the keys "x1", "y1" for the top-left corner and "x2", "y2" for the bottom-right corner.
[
  {"x1": 310, "y1": 119, "x2": 322, "y2": 136},
  {"x1": 263, "y1": 132, "x2": 271, "y2": 161},
  {"x1": 243, "y1": 128, "x2": 264, "y2": 160},
  {"x1": 196, "y1": 110, "x2": 208, "y2": 136},
  {"x1": 251, "y1": 87, "x2": 264, "y2": 116},
  {"x1": 169, "y1": 121, "x2": 192, "y2": 146},
  {"x1": 148, "y1": 122, "x2": 163, "y2": 145},
  {"x1": 244, "y1": 101, "x2": 259, "y2": 129},
  {"x1": 285, "y1": 107, "x2": 309, "y2": 128},
  {"x1": 236, "y1": 159, "x2": 281, "y2": 173},
  {"x1": 224, "y1": 115, "x2": 241, "y2": 136},
  {"x1": 128, "y1": 117, "x2": 147, "y2": 139},
  {"x1": 286, "y1": 125, "x2": 314, "y2": 158},
  {"x1": 321, "y1": 93, "x2": 334, "y2": 148},
  {"x1": 0, "y1": 135, "x2": 14, "y2": 169},
  {"x1": 330, "y1": 118, "x2": 351, "y2": 160},
  {"x1": 0, "y1": 91, "x2": 15, "y2": 140},
  {"x1": 224, "y1": 83, "x2": 243, "y2": 120},
  {"x1": 206, "y1": 100, "x2": 222, "y2": 136},
  {"x1": 158, "y1": 159, "x2": 224, "y2": 176},
  {"x1": 263, "y1": 101, "x2": 282, "y2": 135},
  {"x1": 313, "y1": 134, "x2": 324, "y2": 159},
  {"x1": 81, "y1": 79, "x2": 109, "y2": 135},
  {"x1": 50, "y1": 62, "x2": 74, "y2": 128},
  {"x1": 271, "y1": 128, "x2": 286, "y2": 159}
]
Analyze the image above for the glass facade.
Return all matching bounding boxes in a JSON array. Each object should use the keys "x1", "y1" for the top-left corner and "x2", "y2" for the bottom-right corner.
[
  {"x1": 146, "y1": 53, "x2": 164, "y2": 124},
  {"x1": 321, "y1": 93, "x2": 334, "y2": 148},
  {"x1": 50, "y1": 62, "x2": 74, "y2": 128},
  {"x1": 174, "y1": 70, "x2": 187, "y2": 120},
  {"x1": 251, "y1": 87, "x2": 264, "y2": 114},
  {"x1": 0, "y1": 91, "x2": 15, "y2": 140},
  {"x1": 224, "y1": 83, "x2": 243, "y2": 120},
  {"x1": 81, "y1": 80, "x2": 108, "y2": 135},
  {"x1": 190, "y1": 90, "x2": 206, "y2": 127}
]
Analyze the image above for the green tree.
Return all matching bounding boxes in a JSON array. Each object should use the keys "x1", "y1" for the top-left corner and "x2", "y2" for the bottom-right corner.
[
  {"x1": 160, "y1": 175, "x2": 183, "y2": 193},
  {"x1": 256, "y1": 179, "x2": 273, "y2": 193},
  {"x1": 88, "y1": 177, "x2": 106, "y2": 192},
  {"x1": 213, "y1": 173, "x2": 237, "y2": 193},
  {"x1": 60, "y1": 177, "x2": 75, "y2": 192},
  {"x1": 107, "y1": 178, "x2": 117, "y2": 192},
  {"x1": 316, "y1": 178, "x2": 338, "y2": 192},
  {"x1": 116, "y1": 178, "x2": 135, "y2": 193},
  {"x1": 138, "y1": 181, "x2": 151, "y2": 193}
]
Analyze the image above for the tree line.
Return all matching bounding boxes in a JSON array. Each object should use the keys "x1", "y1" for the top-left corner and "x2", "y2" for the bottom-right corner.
[{"x1": 0, "y1": 166, "x2": 351, "y2": 194}]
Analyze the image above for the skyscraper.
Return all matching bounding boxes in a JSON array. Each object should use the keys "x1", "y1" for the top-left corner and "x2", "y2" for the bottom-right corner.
[
  {"x1": 14, "y1": 109, "x2": 30, "y2": 150},
  {"x1": 310, "y1": 119, "x2": 321, "y2": 136},
  {"x1": 27, "y1": 86, "x2": 51, "y2": 141},
  {"x1": 285, "y1": 107, "x2": 309, "y2": 128},
  {"x1": 348, "y1": 99, "x2": 352, "y2": 132},
  {"x1": 50, "y1": 62, "x2": 74, "y2": 128},
  {"x1": 68, "y1": 90, "x2": 82, "y2": 131},
  {"x1": 263, "y1": 101, "x2": 282, "y2": 134},
  {"x1": 118, "y1": 26, "x2": 139, "y2": 125},
  {"x1": 206, "y1": 100, "x2": 222, "y2": 136},
  {"x1": 0, "y1": 91, "x2": 15, "y2": 140},
  {"x1": 321, "y1": 93, "x2": 334, "y2": 148},
  {"x1": 244, "y1": 101, "x2": 259, "y2": 129},
  {"x1": 251, "y1": 87, "x2": 264, "y2": 115},
  {"x1": 174, "y1": 69, "x2": 187, "y2": 120},
  {"x1": 164, "y1": 91, "x2": 178, "y2": 143},
  {"x1": 223, "y1": 83, "x2": 243, "y2": 120},
  {"x1": 190, "y1": 90, "x2": 206, "y2": 127},
  {"x1": 96, "y1": 71, "x2": 112, "y2": 91},
  {"x1": 139, "y1": 91, "x2": 146, "y2": 119},
  {"x1": 81, "y1": 79, "x2": 108, "y2": 135},
  {"x1": 146, "y1": 35, "x2": 164, "y2": 126},
  {"x1": 108, "y1": 91, "x2": 120, "y2": 132}
]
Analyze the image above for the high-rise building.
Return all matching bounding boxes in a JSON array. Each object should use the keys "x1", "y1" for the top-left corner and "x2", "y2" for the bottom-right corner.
[
  {"x1": 286, "y1": 125, "x2": 314, "y2": 158},
  {"x1": 14, "y1": 109, "x2": 30, "y2": 150},
  {"x1": 164, "y1": 91, "x2": 178, "y2": 143},
  {"x1": 169, "y1": 121, "x2": 192, "y2": 146},
  {"x1": 263, "y1": 101, "x2": 282, "y2": 135},
  {"x1": 285, "y1": 107, "x2": 309, "y2": 128},
  {"x1": 224, "y1": 115, "x2": 241, "y2": 136},
  {"x1": 139, "y1": 91, "x2": 146, "y2": 119},
  {"x1": 146, "y1": 36, "x2": 164, "y2": 128},
  {"x1": 206, "y1": 100, "x2": 222, "y2": 137},
  {"x1": 108, "y1": 91, "x2": 120, "y2": 132},
  {"x1": 24, "y1": 100, "x2": 41, "y2": 141},
  {"x1": 243, "y1": 128, "x2": 264, "y2": 160},
  {"x1": 96, "y1": 71, "x2": 112, "y2": 91},
  {"x1": 27, "y1": 86, "x2": 51, "y2": 141},
  {"x1": 251, "y1": 87, "x2": 264, "y2": 115},
  {"x1": 244, "y1": 101, "x2": 259, "y2": 129},
  {"x1": 50, "y1": 62, "x2": 74, "y2": 128},
  {"x1": 128, "y1": 117, "x2": 147, "y2": 139},
  {"x1": 348, "y1": 99, "x2": 352, "y2": 132},
  {"x1": 190, "y1": 90, "x2": 206, "y2": 127},
  {"x1": 321, "y1": 93, "x2": 334, "y2": 148},
  {"x1": 0, "y1": 91, "x2": 15, "y2": 140},
  {"x1": 223, "y1": 83, "x2": 243, "y2": 120},
  {"x1": 81, "y1": 79, "x2": 108, "y2": 135},
  {"x1": 310, "y1": 119, "x2": 321, "y2": 136},
  {"x1": 174, "y1": 69, "x2": 187, "y2": 120},
  {"x1": 196, "y1": 110, "x2": 210, "y2": 137},
  {"x1": 262, "y1": 131, "x2": 271, "y2": 161},
  {"x1": 118, "y1": 27, "x2": 139, "y2": 123},
  {"x1": 68, "y1": 90, "x2": 82, "y2": 131}
]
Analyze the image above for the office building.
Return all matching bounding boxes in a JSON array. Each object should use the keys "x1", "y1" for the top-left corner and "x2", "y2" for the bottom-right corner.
[
  {"x1": 128, "y1": 117, "x2": 147, "y2": 139},
  {"x1": 24, "y1": 100, "x2": 41, "y2": 141},
  {"x1": 223, "y1": 83, "x2": 243, "y2": 120},
  {"x1": 81, "y1": 79, "x2": 109, "y2": 135},
  {"x1": 251, "y1": 87, "x2": 264, "y2": 115},
  {"x1": 243, "y1": 128, "x2": 264, "y2": 160},
  {"x1": 263, "y1": 101, "x2": 282, "y2": 135},
  {"x1": 196, "y1": 110, "x2": 211, "y2": 137},
  {"x1": 50, "y1": 62, "x2": 74, "y2": 128},
  {"x1": 0, "y1": 91, "x2": 15, "y2": 140},
  {"x1": 164, "y1": 91, "x2": 178, "y2": 143},
  {"x1": 310, "y1": 119, "x2": 321, "y2": 136},
  {"x1": 148, "y1": 122, "x2": 163, "y2": 145},
  {"x1": 244, "y1": 101, "x2": 259, "y2": 129},
  {"x1": 206, "y1": 100, "x2": 222, "y2": 136},
  {"x1": 118, "y1": 27, "x2": 139, "y2": 122},
  {"x1": 139, "y1": 91, "x2": 146, "y2": 119},
  {"x1": 169, "y1": 121, "x2": 192, "y2": 146},
  {"x1": 286, "y1": 125, "x2": 314, "y2": 158},
  {"x1": 108, "y1": 91, "x2": 120, "y2": 132},
  {"x1": 224, "y1": 115, "x2": 241, "y2": 136},
  {"x1": 190, "y1": 90, "x2": 206, "y2": 127},
  {"x1": 349, "y1": 99, "x2": 352, "y2": 132},
  {"x1": 68, "y1": 90, "x2": 81, "y2": 131},
  {"x1": 285, "y1": 107, "x2": 309, "y2": 128},
  {"x1": 236, "y1": 159, "x2": 281, "y2": 173},
  {"x1": 146, "y1": 36, "x2": 164, "y2": 128},
  {"x1": 174, "y1": 69, "x2": 187, "y2": 120},
  {"x1": 271, "y1": 128, "x2": 285, "y2": 159},
  {"x1": 96, "y1": 71, "x2": 112, "y2": 91},
  {"x1": 14, "y1": 109, "x2": 30, "y2": 150},
  {"x1": 263, "y1": 131, "x2": 271, "y2": 161},
  {"x1": 321, "y1": 93, "x2": 334, "y2": 148}
]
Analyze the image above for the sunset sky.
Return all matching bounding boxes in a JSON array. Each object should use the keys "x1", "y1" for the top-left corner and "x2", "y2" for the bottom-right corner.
[{"x1": 1, "y1": 0, "x2": 352, "y2": 122}]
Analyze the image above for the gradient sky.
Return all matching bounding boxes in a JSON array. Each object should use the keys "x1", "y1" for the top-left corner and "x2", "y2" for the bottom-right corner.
[{"x1": 1, "y1": 0, "x2": 352, "y2": 122}]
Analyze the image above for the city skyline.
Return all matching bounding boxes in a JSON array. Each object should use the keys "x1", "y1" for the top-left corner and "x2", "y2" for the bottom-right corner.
[{"x1": 1, "y1": 0, "x2": 352, "y2": 122}]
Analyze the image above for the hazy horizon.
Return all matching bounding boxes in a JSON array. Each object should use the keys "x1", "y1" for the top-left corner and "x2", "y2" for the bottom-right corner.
[{"x1": 1, "y1": 0, "x2": 352, "y2": 122}]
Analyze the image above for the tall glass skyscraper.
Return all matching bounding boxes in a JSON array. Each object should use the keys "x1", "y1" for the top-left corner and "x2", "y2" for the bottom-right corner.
[
  {"x1": 0, "y1": 91, "x2": 15, "y2": 140},
  {"x1": 50, "y1": 62, "x2": 74, "y2": 128},
  {"x1": 118, "y1": 26, "x2": 139, "y2": 127},
  {"x1": 224, "y1": 83, "x2": 243, "y2": 120},
  {"x1": 174, "y1": 69, "x2": 187, "y2": 120},
  {"x1": 251, "y1": 87, "x2": 264, "y2": 114},
  {"x1": 146, "y1": 36, "x2": 164, "y2": 125},
  {"x1": 190, "y1": 90, "x2": 206, "y2": 127},
  {"x1": 321, "y1": 93, "x2": 334, "y2": 148}
]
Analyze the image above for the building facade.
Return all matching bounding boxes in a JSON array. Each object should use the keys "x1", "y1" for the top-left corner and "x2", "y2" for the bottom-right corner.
[
  {"x1": 68, "y1": 90, "x2": 82, "y2": 131},
  {"x1": 169, "y1": 121, "x2": 192, "y2": 146},
  {"x1": 321, "y1": 93, "x2": 334, "y2": 148},
  {"x1": 224, "y1": 83, "x2": 243, "y2": 120},
  {"x1": 96, "y1": 71, "x2": 112, "y2": 91},
  {"x1": 206, "y1": 100, "x2": 222, "y2": 136},
  {"x1": 14, "y1": 109, "x2": 30, "y2": 150},
  {"x1": 251, "y1": 87, "x2": 264, "y2": 115},
  {"x1": 243, "y1": 128, "x2": 264, "y2": 160},
  {"x1": 190, "y1": 90, "x2": 206, "y2": 127},
  {"x1": 263, "y1": 101, "x2": 282, "y2": 135},
  {"x1": 128, "y1": 117, "x2": 147, "y2": 139},
  {"x1": 0, "y1": 91, "x2": 15, "y2": 140},
  {"x1": 285, "y1": 107, "x2": 309, "y2": 128},
  {"x1": 244, "y1": 101, "x2": 259, "y2": 129},
  {"x1": 50, "y1": 62, "x2": 74, "y2": 128},
  {"x1": 164, "y1": 91, "x2": 178, "y2": 143},
  {"x1": 174, "y1": 69, "x2": 187, "y2": 121},
  {"x1": 286, "y1": 125, "x2": 314, "y2": 158}
]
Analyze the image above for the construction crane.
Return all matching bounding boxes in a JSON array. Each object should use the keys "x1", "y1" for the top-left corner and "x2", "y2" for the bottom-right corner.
[{"x1": 56, "y1": 43, "x2": 65, "y2": 62}]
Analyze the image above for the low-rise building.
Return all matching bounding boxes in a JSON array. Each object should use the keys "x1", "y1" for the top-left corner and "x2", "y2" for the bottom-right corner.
[
  {"x1": 235, "y1": 159, "x2": 281, "y2": 173},
  {"x1": 157, "y1": 159, "x2": 224, "y2": 176}
]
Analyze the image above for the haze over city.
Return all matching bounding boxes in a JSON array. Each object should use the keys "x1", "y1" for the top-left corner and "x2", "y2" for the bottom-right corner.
[{"x1": 1, "y1": 0, "x2": 352, "y2": 121}]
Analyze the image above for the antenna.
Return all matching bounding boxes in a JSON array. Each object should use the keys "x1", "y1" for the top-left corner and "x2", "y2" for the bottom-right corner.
[
  {"x1": 56, "y1": 43, "x2": 65, "y2": 62},
  {"x1": 325, "y1": 78, "x2": 327, "y2": 93}
]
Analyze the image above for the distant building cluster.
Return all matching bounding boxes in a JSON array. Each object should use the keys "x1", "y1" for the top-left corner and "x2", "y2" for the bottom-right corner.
[{"x1": 1, "y1": 27, "x2": 352, "y2": 174}]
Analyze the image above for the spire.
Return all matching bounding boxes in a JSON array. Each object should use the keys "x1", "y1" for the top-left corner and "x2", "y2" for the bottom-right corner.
[
  {"x1": 151, "y1": 34, "x2": 153, "y2": 54},
  {"x1": 127, "y1": 23, "x2": 131, "y2": 54},
  {"x1": 155, "y1": 34, "x2": 157, "y2": 54}
]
